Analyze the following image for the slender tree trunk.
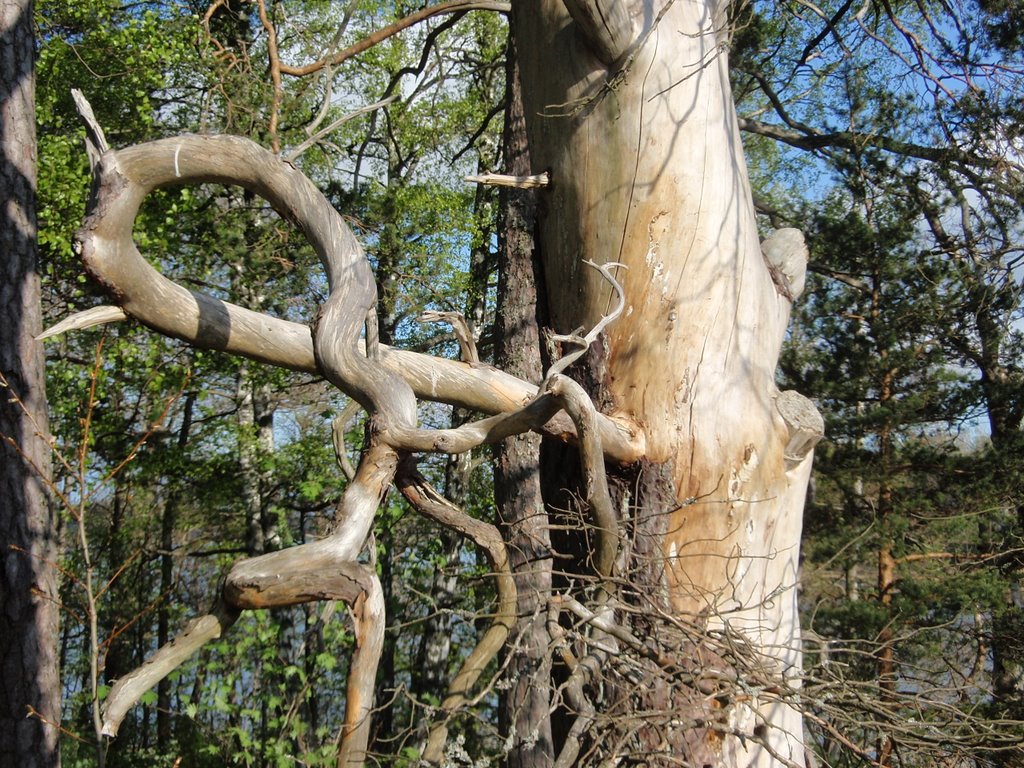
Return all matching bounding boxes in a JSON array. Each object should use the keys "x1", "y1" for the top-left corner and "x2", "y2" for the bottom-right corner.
[
  {"x1": 0, "y1": 0, "x2": 60, "y2": 763},
  {"x1": 157, "y1": 392, "x2": 195, "y2": 748},
  {"x1": 103, "y1": 483, "x2": 134, "y2": 761},
  {"x1": 875, "y1": 494, "x2": 896, "y2": 768},
  {"x1": 495, "y1": 38, "x2": 553, "y2": 768},
  {"x1": 373, "y1": 524, "x2": 397, "y2": 748},
  {"x1": 875, "y1": 435, "x2": 896, "y2": 768},
  {"x1": 155, "y1": 506, "x2": 175, "y2": 751},
  {"x1": 411, "y1": 528, "x2": 460, "y2": 699},
  {"x1": 237, "y1": 364, "x2": 277, "y2": 557},
  {"x1": 870, "y1": 266, "x2": 897, "y2": 768}
]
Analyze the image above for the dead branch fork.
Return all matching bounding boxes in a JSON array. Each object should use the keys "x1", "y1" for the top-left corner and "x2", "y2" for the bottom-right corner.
[{"x1": 52, "y1": 93, "x2": 633, "y2": 766}]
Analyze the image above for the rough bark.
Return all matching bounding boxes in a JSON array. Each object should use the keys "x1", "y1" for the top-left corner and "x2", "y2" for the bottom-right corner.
[
  {"x1": 0, "y1": 0, "x2": 60, "y2": 764},
  {"x1": 511, "y1": 2, "x2": 821, "y2": 763},
  {"x1": 494, "y1": 37, "x2": 554, "y2": 768}
]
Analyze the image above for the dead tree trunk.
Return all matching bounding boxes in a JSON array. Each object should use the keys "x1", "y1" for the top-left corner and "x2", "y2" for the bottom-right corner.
[{"x1": 511, "y1": 3, "x2": 822, "y2": 764}]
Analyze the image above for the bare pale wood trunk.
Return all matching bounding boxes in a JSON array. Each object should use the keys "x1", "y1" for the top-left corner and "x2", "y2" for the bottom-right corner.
[{"x1": 512, "y1": 3, "x2": 818, "y2": 764}]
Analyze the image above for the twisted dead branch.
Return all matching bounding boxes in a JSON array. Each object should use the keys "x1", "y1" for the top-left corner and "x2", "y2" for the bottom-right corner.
[
  {"x1": 54, "y1": 94, "x2": 644, "y2": 767},
  {"x1": 67, "y1": 109, "x2": 418, "y2": 761}
]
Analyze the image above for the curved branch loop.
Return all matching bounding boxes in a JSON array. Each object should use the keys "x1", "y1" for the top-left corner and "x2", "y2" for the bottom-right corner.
[
  {"x1": 76, "y1": 134, "x2": 407, "y2": 762},
  {"x1": 75, "y1": 134, "x2": 415, "y2": 427},
  {"x1": 70, "y1": 124, "x2": 639, "y2": 768}
]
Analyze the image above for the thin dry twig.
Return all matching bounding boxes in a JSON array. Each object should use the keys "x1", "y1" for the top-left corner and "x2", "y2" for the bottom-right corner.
[{"x1": 278, "y1": 1, "x2": 511, "y2": 78}]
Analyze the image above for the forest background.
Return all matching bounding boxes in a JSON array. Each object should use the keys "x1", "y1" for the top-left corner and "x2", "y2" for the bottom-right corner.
[{"x1": 2, "y1": 0, "x2": 1024, "y2": 765}]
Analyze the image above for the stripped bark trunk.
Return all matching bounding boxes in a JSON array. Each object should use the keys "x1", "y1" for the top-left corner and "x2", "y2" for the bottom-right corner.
[{"x1": 511, "y1": 3, "x2": 821, "y2": 763}]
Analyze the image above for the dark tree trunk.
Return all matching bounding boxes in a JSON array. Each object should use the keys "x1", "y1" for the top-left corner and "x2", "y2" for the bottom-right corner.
[
  {"x1": 157, "y1": 392, "x2": 195, "y2": 748},
  {"x1": 0, "y1": 0, "x2": 60, "y2": 764},
  {"x1": 494, "y1": 40, "x2": 554, "y2": 768}
]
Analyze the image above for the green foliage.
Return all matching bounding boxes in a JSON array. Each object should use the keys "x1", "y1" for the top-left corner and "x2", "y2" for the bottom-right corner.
[
  {"x1": 169, "y1": 609, "x2": 355, "y2": 767},
  {"x1": 743, "y1": 1, "x2": 1024, "y2": 759},
  {"x1": 979, "y1": 0, "x2": 1024, "y2": 52}
]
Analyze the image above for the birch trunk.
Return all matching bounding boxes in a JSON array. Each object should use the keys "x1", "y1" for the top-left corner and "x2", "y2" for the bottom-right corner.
[{"x1": 512, "y1": 3, "x2": 820, "y2": 764}]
